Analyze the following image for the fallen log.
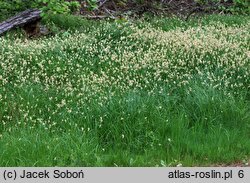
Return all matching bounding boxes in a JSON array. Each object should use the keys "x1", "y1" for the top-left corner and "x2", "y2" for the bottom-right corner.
[{"x1": 0, "y1": 9, "x2": 42, "y2": 37}]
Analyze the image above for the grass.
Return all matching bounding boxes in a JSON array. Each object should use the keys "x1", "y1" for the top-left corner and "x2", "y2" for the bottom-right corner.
[{"x1": 0, "y1": 14, "x2": 249, "y2": 166}]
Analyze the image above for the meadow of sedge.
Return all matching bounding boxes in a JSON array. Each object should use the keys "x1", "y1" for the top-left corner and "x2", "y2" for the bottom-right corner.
[{"x1": 0, "y1": 15, "x2": 249, "y2": 166}]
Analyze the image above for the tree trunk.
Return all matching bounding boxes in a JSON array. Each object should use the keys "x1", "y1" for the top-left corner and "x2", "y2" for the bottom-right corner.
[{"x1": 0, "y1": 9, "x2": 42, "y2": 36}]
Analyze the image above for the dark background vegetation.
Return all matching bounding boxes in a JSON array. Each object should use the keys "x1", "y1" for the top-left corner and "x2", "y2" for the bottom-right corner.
[{"x1": 0, "y1": 0, "x2": 249, "y2": 21}]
